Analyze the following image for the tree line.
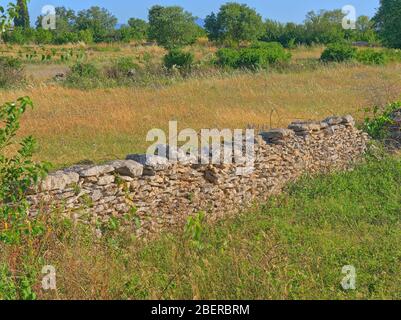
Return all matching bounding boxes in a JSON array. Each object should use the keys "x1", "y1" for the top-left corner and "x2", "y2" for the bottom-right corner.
[{"x1": 3, "y1": 0, "x2": 401, "y2": 49}]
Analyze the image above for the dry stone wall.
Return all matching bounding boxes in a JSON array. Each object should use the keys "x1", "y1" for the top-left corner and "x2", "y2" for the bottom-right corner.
[{"x1": 28, "y1": 115, "x2": 369, "y2": 236}]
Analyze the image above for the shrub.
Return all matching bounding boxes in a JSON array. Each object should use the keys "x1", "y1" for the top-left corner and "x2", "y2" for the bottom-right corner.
[
  {"x1": 0, "y1": 57, "x2": 25, "y2": 88},
  {"x1": 216, "y1": 48, "x2": 240, "y2": 68},
  {"x1": 77, "y1": 29, "x2": 94, "y2": 44},
  {"x1": 250, "y1": 41, "x2": 292, "y2": 64},
  {"x1": 106, "y1": 57, "x2": 139, "y2": 79},
  {"x1": 163, "y1": 49, "x2": 194, "y2": 71},
  {"x1": 34, "y1": 29, "x2": 53, "y2": 44},
  {"x1": 237, "y1": 48, "x2": 270, "y2": 69},
  {"x1": 0, "y1": 97, "x2": 49, "y2": 245},
  {"x1": 53, "y1": 32, "x2": 79, "y2": 45},
  {"x1": 66, "y1": 62, "x2": 102, "y2": 88},
  {"x1": 356, "y1": 49, "x2": 388, "y2": 65},
  {"x1": 216, "y1": 42, "x2": 291, "y2": 69},
  {"x1": 2, "y1": 27, "x2": 34, "y2": 44},
  {"x1": 70, "y1": 62, "x2": 99, "y2": 78},
  {"x1": 363, "y1": 102, "x2": 401, "y2": 139},
  {"x1": 320, "y1": 43, "x2": 357, "y2": 62},
  {"x1": 382, "y1": 48, "x2": 401, "y2": 63}
]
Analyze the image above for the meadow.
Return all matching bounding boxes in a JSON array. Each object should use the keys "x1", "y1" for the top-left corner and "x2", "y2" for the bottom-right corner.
[
  {"x1": 1, "y1": 43, "x2": 401, "y2": 168},
  {"x1": 1, "y1": 41, "x2": 400, "y2": 300}
]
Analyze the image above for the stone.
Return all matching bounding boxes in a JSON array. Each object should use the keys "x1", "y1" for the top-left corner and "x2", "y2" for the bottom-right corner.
[
  {"x1": 40, "y1": 171, "x2": 79, "y2": 191},
  {"x1": 108, "y1": 160, "x2": 143, "y2": 177},
  {"x1": 79, "y1": 165, "x2": 114, "y2": 177},
  {"x1": 98, "y1": 175, "x2": 115, "y2": 186},
  {"x1": 324, "y1": 116, "x2": 343, "y2": 126},
  {"x1": 126, "y1": 154, "x2": 170, "y2": 171},
  {"x1": 27, "y1": 113, "x2": 370, "y2": 239},
  {"x1": 341, "y1": 115, "x2": 355, "y2": 126},
  {"x1": 91, "y1": 190, "x2": 103, "y2": 202},
  {"x1": 260, "y1": 129, "x2": 293, "y2": 140}
]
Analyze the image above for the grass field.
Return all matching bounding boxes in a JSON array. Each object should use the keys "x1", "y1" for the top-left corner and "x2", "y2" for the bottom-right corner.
[
  {"x1": 1, "y1": 155, "x2": 400, "y2": 300},
  {"x1": 1, "y1": 46, "x2": 401, "y2": 168},
  {"x1": 1, "y1": 42, "x2": 401, "y2": 300}
]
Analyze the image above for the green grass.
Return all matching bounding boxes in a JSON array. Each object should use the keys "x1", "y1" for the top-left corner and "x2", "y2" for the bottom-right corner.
[{"x1": 1, "y1": 155, "x2": 400, "y2": 300}]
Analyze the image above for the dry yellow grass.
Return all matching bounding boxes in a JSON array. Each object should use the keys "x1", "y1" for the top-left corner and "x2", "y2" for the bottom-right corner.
[{"x1": 1, "y1": 61, "x2": 401, "y2": 168}]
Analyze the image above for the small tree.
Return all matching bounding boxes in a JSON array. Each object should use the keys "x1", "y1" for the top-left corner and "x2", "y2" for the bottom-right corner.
[
  {"x1": 204, "y1": 2, "x2": 264, "y2": 44},
  {"x1": 14, "y1": 0, "x2": 30, "y2": 29},
  {"x1": 75, "y1": 6, "x2": 118, "y2": 43},
  {"x1": 128, "y1": 18, "x2": 149, "y2": 41},
  {"x1": 0, "y1": 2, "x2": 18, "y2": 33},
  {"x1": 148, "y1": 5, "x2": 199, "y2": 49},
  {"x1": 373, "y1": 0, "x2": 401, "y2": 48},
  {"x1": 0, "y1": 97, "x2": 49, "y2": 244}
]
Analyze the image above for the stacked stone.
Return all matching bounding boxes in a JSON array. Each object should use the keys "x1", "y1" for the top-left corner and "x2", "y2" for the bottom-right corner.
[{"x1": 27, "y1": 114, "x2": 369, "y2": 237}]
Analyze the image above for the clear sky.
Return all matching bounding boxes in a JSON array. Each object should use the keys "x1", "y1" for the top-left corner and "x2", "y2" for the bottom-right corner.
[{"x1": 24, "y1": 0, "x2": 380, "y2": 24}]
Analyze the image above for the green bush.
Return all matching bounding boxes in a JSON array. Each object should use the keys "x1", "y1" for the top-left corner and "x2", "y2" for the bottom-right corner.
[
  {"x1": 66, "y1": 62, "x2": 102, "y2": 88},
  {"x1": 106, "y1": 57, "x2": 139, "y2": 79},
  {"x1": 250, "y1": 41, "x2": 292, "y2": 64},
  {"x1": 163, "y1": 49, "x2": 194, "y2": 71},
  {"x1": 34, "y1": 29, "x2": 53, "y2": 45},
  {"x1": 237, "y1": 48, "x2": 270, "y2": 69},
  {"x1": 216, "y1": 48, "x2": 240, "y2": 68},
  {"x1": 2, "y1": 27, "x2": 34, "y2": 44},
  {"x1": 216, "y1": 42, "x2": 291, "y2": 69},
  {"x1": 0, "y1": 57, "x2": 25, "y2": 88},
  {"x1": 70, "y1": 62, "x2": 99, "y2": 78},
  {"x1": 356, "y1": 49, "x2": 388, "y2": 65},
  {"x1": 320, "y1": 43, "x2": 357, "y2": 62},
  {"x1": 382, "y1": 48, "x2": 401, "y2": 63},
  {"x1": 53, "y1": 32, "x2": 79, "y2": 45},
  {"x1": 363, "y1": 102, "x2": 401, "y2": 139}
]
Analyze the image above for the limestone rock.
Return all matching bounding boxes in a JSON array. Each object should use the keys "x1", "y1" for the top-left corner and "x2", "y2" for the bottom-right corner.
[
  {"x1": 79, "y1": 165, "x2": 115, "y2": 177},
  {"x1": 108, "y1": 160, "x2": 144, "y2": 177}
]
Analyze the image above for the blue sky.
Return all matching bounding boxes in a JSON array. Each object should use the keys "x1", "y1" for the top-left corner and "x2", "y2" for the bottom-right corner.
[{"x1": 25, "y1": 0, "x2": 380, "y2": 24}]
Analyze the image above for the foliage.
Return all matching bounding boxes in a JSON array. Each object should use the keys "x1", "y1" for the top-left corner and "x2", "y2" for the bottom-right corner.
[
  {"x1": 0, "y1": 97, "x2": 48, "y2": 245},
  {"x1": 205, "y1": 2, "x2": 264, "y2": 44},
  {"x1": 356, "y1": 49, "x2": 388, "y2": 65},
  {"x1": 250, "y1": 41, "x2": 292, "y2": 64},
  {"x1": 106, "y1": 57, "x2": 139, "y2": 79},
  {"x1": 216, "y1": 48, "x2": 240, "y2": 68},
  {"x1": 148, "y1": 5, "x2": 199, "y2": 49},
  {"x1": 262, "y1": 11, "x2": 377, "y2": 48},
  {"x1": 236, "y1": 48, "x2": 270, "y2": 69},
  {"x1": 0, "y1": 56, "x2": 25, "y2": 88},
  {"x1": 320, "y1": 43, "x2": 357, "y2": 62},
  {"x1": 66, "y1": 62, "x2": 103, "y2": 88},
  {"x1": 75, "y1": 6, "x2": 118, "y2": 43},
  {"x1": 163, "y1": 49, "x2": 194, "y2": 71},
  {"x1": 0, "y1": 2, "x2": 18, "y2": 33},
  {"x1": 363, "y1": 102, "x2": 401, "y2": 139},
  {"x1": 127, "y1": 18, "x2": 149, "y2": 41},
  {"x1": 304, "y1": 10, "x2": 346, "y2": 44},
  {"x1": 14, "y1": 0, "x2": 30, "y2": 29},
  {"x1": 216, "y1": 42, "x2": 290, "y2": 69},
  {"x1": 373, "y1": 0, "x2": 401, "y2": 48},
  {"x1": 184, "y1": 211, "x2": 207, "y2": 250}
]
